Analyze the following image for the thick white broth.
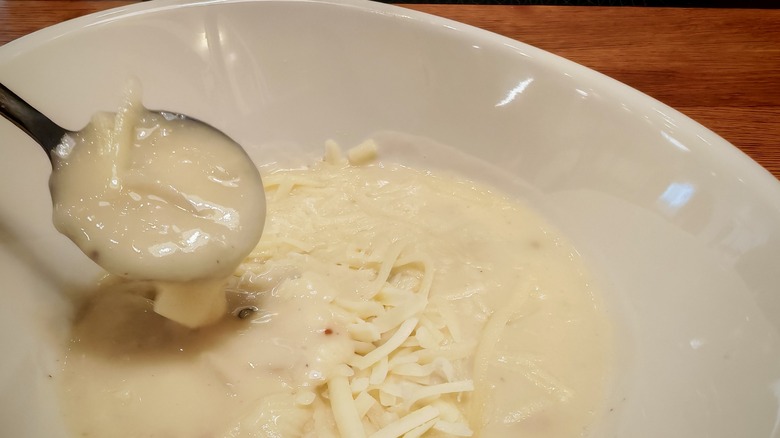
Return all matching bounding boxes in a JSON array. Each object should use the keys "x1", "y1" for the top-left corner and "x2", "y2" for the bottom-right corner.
[{"x1": 57, "y1": 153, "x2": 611, "y2": 437}]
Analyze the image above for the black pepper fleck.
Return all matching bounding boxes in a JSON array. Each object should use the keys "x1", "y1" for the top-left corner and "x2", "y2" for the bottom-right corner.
[{"x1": 237, "y1": 307, "x2": 258, "y2": 319}]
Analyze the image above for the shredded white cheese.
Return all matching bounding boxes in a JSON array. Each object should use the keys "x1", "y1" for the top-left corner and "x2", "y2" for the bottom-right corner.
[{"x1": 249, "y1": 140, "x2": 475, "y2": 437}]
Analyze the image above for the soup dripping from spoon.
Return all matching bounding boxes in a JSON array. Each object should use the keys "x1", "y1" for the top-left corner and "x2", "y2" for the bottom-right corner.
[{"x1": 0, "y1": 81, "x2": 267, "y2": 328}]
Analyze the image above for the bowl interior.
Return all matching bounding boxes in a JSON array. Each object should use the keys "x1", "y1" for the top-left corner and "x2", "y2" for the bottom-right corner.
[{"x1": 2, "y1": 1, "x2": 780, "y2": 436}]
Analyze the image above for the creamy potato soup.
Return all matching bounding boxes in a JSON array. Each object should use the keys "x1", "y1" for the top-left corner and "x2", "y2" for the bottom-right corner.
[
  {"x1": 49, "y1": 84, "x2": 265, "y2": 328},
  {"x1": 57, "y1": 141, "x2": 611, "y2": 437}
]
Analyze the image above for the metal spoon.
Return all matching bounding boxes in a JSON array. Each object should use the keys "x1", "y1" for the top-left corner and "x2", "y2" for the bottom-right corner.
[{"x1": 0, "y1": 82, "x2": 66, "y2": 158}]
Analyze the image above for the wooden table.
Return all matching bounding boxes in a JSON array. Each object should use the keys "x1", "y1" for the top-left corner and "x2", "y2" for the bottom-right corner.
[{"x1": 2, "y1": 1, "x2": 779, "y2": 179}]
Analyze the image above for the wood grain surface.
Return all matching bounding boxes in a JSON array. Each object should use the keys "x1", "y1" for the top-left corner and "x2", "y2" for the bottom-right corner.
[{"x1": 1, "y1": 1, "x2": 779, "y2": 179}]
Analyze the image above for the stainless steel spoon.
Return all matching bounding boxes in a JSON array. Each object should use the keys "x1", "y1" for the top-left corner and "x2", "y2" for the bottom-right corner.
[{"x1": 0, "y1": 82, "x2": 67, "y2": 158}]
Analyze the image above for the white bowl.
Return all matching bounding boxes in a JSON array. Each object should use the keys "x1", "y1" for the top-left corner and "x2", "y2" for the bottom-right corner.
[{"x1": 2, "y1": 1, "x2": 780, "y2": 436}]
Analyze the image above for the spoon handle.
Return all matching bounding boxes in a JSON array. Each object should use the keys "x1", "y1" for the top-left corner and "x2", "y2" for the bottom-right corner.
[{"x1": 0, "y1": 82, "x2": 68, "y2": 158}]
